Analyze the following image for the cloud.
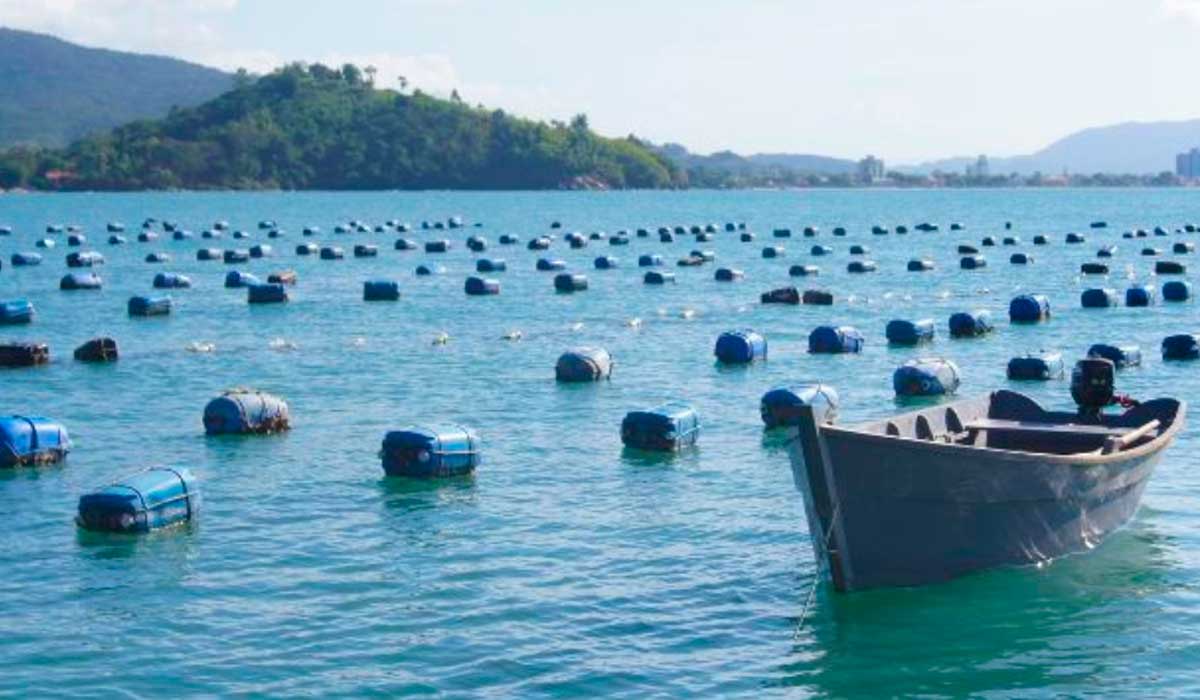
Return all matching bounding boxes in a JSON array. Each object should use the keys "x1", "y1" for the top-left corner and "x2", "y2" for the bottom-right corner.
[{"x1": 1164, "y1": 0, "x2": 1200, "y2": 23}]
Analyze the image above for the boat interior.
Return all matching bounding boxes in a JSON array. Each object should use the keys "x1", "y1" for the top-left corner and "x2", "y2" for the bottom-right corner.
[{"x1": 846, "y1": 390, "x2": 1183, "y2": 456}]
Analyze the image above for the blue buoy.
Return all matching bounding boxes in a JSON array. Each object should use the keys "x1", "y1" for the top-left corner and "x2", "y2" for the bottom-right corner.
[
  {"x1": 1087, "y1": 343, "x2": 1141, "y2": 369},
  {"x1": 0, "y1": 415, "x2": 70, "y2": 466},
  {"x1": 381, "y1": 425, "x2": 480, "y2": 477},
  {"x1": 555, "y1": 347, "x2": 614, "y2": 382},
  {"x1": 1163, "y1": 280, "x2": 1192, "y2": 302},
  {"x1": 714, "y1": 330, "x2": 767, "y2": 364},
  {"x1": 77, "y1": 467, "x2": 199, "y2": 532},
  {"x1": 621, "y1": 402, "x2": 699, "y2": 451},
  {"x1": 1007, "y1": 351, "x2": 1065, "y2": 380},
  {"x1": 886, "y1": 319, "x2": 935, "y2": 345},
  {"x1": 893, "y1": 358, "x2": 960, "y2": 396},
  {"x1": 364, "y1": 279, "x2": 400, "y2": 301},
  {"x1": 760, "y1": 385, "x2": 838, "y2": 428},
  {"x1": 949, "y1": 310, "x2": 993, "y2": 337},
  {"x1": 808, "y1": 326, "x2": 864, "y2": 354},
  {"x1": 203, "y1": 390, "x2": 290, "y2": 434},
  {"x1": 1009, "y1": 294, "x2": 1050, "y2": 322}
]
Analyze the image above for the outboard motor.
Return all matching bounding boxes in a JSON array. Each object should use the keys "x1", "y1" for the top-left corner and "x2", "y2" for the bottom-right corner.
[{"x1": 1071, "y1": 358, "x2": 1115, "y2": 421}]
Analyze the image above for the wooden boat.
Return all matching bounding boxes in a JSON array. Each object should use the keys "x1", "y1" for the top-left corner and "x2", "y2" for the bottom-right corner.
[{"x1": 786, "y1": 364, "x2": 1186, "y2": 592}]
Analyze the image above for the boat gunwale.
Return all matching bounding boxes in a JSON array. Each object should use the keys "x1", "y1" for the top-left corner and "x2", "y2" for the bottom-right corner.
[{"x1": 817, "y1": 395, "x2": 1187, "y2": 466}]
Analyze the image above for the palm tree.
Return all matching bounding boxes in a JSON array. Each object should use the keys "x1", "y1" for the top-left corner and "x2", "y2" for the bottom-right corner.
[{"x1": 364, "y1": 65, "x2": 377, "y2": 86}]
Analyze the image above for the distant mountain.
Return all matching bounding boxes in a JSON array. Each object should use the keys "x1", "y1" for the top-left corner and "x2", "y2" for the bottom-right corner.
[
  {"x1": 0, "y1": 27, "x2": 233, "y2": 147},
  {"x1": 904, "y1": 119, "x2": 1200, "y2": 175},
  {"x1": 0, "y1": 63, "x2": 682, "y2": 190},
  {"x1": 658, "y1": 143, "x2": 856, "y2": 175}
]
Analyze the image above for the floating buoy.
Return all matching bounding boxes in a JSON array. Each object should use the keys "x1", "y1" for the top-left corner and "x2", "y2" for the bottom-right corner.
[
  {"x1": 1156, "y1": 260, "x2": 1186, "y2": 275},
  {"x1": 267, "y1": 270, "x2": 296, "y2": 286},
  {"x1": 196, "y1": 248, "x2": 221, "y2": 261},
  {"x1": 415, "y1": 264, "x2": 445, "y2": 276},
  {"x1": 381, "y1": 425, "x2": 480, "y2": 477},
  {"x1": 1007, "y1": 351, "x2": 1065, "y2": 380},
  {"x1": 1125, "y1": 284, "x2": 1156, "y2": 307},
  {"x1": 74, "y1": 337, "x2": 118, "y2": 362},
  {"x1": 320, "y1": 246, "x2": 344, "y2": 260},
  {"x1": 760, "y1": 287, "x2": 800, "y2": 305},
  {"x1": 556, "y1": 347, "x2": 614, "y2": 381},
  {"x1": 1009, "y1": 253, "x2": 1033, "y2": 265},
  {"x1": 66, "y1": 251, "x2": 104, "y2": 268},
  {"x1": 247, "y1": 283, "x2": 288, "y2": 304},
  {"x1": 773, "y1": 228, "x2": 792, "y2": 238},
  {"x1": 1067, "y1": 232, "x2": 1087, "y2": 243},
  {"x1": 810, "y1": 245, "x2": 832, "y2": 256},
  {"x1": 464, "y1": 276, "x2": 501, "y2": 296},
  {"x1": 762, "y1": 246, "x2": 784, "y2": 259},
  {"x1": 886, "y1": 318, "x2": 935, "y2": 345},
  {"x1": 1009, "y1": 294, "x2": 1050, "y2": 323},
  {"x1": 789, "y1": 264, "x2": 819, "y2": 277},
  {"x1": 1163, "y1": 280, "x2": 1192, "y2": 302},
  {"x1": 78, "y1": 467, "x2": 200, "y2": 532},
  {"x1": 108, "y1": 235, "x2": 127, "y2": 245},
  {"x1": 1174, "y1": 242, "x2": 1195, "y2": 254},
  {"x1": 1163, "y1": 334, "x2": 1200, "y2": 360},
  {"x1": 203, "y1": 389, "x2": 290, "y2": 434},
  {"x1": 467, "y1": 236, "x2": 487, "y2": 252},
  {"x1": 0, "y1": 342, "x2": 49, "y2": 367},
  {"x1": 432, "y1": 332, "x2": 449, "y2": 345},
  {"x1": 554, "y1": 273, "x2": 588, "y2": 293},
  {"x1": 1081, "y1": 262, "x2": 1109, "y2": 275},
  {"x1": 760, "y1": 384, "x2": 838, "y2": 428},
  {"x1": 907, "y1": 259, "x2": 935, "y2": 271},
  {"x1": 477, "y1": 258, "x2": 507, "y2": 272},
  {"x1": 621, "y1": 402, "x2": 699, "y2": 451},
  {"x1": 128, "y1": 295, "x2": 172, "y2": 317},
  {"x1": 528, "y1": 237, "x2": 551, "y2": 250},
  {"x1": 353, "y1": 244, "x2": 378, "y2": 258},
  {"x1": 364, "y1": 280, "x2": 400, "y2": 301},
  {"x1": 957, "y1": 244, "x2": 979, "y2": 255},
  {"x1": 714, "y1": 330, "x2": 767, "y2": 364},
  {"x1": 0, "y1": 415, "x2": 70, "y2": 466},
  {"x1": 394, "y1": 238, "x2": 418, "y2": 250},
  {"x1": 145, "y1": 252, "x2": 170, "y2": 264},
  {"x1": 223, "y1": 249, "x2": 249, "y2": 264},
  {"x1": 249, "y1": 244, "x2": 272, "y2": 258},
  {"x1": 499, "y1": 234, "x2": 520, "y2": 245},
  {"x1": 893, "y1": 358, "x2": 960, "y2": 396},
  {"x1": 594, "y1": 256, "x2": 618, "y2": 270},
  {"x1": 803, "y1": 289, "x2": 834, "y2": 305},
  {"x1": 224, "y1": 271, "x2": 260, "y2": 288},
  {"x1": 11, "y1": 252, "x2": 42, "y2": 266},
  {"x1": 1033, "y1": 235, "x2": 1049, "y2": 245},
  {"x1": 60, "y1": 272, "x2": 102, "y2": 291},
  {"x1": 740, "y1": 232, "x2": 755, "y2": 242},
  {"x1": 0, "y1": 299, "x2": 34, "y2": 325},
  {"x1": 847, "y1": 260, "x2": 877, "y2": 273},
  {"x1": 186, "y1": 342, "x2": 215, "y2": 354},
  {"x1": 960, "y1": 255, "x2": 987, "y2": 269},
  {"x1": 1088, "y1": 343, "x2": 1141, "y2": 369},
  {"x1": 949, "y1": 310, "x2": 993, "y2": 337},
  {"x1": 638, "y1": 254, "x2": 663, "y2": 268},
  {"x1": 644, "y1": 271, "x2": 675, "y2": 285},
  {"x1": 808, "y1": 325, "x2": 864, "y2": 354},
  {"x1": 1081, "y1": 288, "x2": 1119, "y2": 308},
  {"x1": 67, "y1": 234, "x2": 86, "y2": 246}
]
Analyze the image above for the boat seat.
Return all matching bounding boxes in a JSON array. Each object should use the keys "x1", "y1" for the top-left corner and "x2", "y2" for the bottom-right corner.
[{"x1": 964, "y1": 419, "x2": 1135, "y2": 438}]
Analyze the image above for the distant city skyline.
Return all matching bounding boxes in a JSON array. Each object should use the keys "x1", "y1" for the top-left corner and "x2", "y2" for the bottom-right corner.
[{"x1": 2, "y1": 1, "x2": 1200, "y2": 163}]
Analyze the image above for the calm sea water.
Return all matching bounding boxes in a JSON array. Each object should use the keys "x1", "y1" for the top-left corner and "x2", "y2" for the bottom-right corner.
[{"x1": 1, "y1": 189, "x2": 1199, "y2": 697}]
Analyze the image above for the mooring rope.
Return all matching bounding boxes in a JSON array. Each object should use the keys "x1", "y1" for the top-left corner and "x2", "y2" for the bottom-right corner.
[{"x1": 794, "y1": 501, "x2": 840, "y2": 638}]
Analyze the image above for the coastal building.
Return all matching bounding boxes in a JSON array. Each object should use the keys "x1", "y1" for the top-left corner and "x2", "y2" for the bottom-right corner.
[
  {"x1": 1176, "y1": 148, "x2": 1200, "y2": 179},
  {"x1": 857, "y1": 155, "x2": 884, "y2": 183},
  {"x1": 966, "y1": 155, "x2": 990, "y2": 178}
]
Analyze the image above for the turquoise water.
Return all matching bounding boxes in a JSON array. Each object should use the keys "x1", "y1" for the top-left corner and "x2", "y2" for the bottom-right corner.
[{"x1": 1, "y1": 189, "x2": 1198, "y2": 697}]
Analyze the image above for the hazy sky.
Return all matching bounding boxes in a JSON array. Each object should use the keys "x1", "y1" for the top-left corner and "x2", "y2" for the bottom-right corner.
[{"x1": 2, "y1": 0, "x2": 1199, "y2": 163}]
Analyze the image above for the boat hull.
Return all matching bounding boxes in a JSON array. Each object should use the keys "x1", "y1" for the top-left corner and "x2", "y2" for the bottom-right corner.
[
  {"x1": 790, "y1": 430, "x2": 1160, "y2": 591},
  {"x1": 785, "y1": 392, "x2": 1184, "y2": 592}
]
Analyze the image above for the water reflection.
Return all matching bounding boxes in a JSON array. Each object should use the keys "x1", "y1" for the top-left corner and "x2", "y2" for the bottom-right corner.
[{"x1": 778, "y1": 521, "x2": 1175, "y2": 696}]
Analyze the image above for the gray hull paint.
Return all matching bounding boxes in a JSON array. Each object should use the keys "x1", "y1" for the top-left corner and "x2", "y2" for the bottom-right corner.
[{"x1": 787, "y1": 392, "x2": 1184, "y2": 592}]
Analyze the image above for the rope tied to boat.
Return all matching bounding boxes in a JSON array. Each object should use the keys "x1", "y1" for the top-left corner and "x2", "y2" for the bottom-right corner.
[{"x1": 794, "y1": 501, "x2": 840, "y2": 638}]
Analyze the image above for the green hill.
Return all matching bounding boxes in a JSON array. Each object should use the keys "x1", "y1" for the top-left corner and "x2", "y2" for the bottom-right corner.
[
  {"x1": 0, "y1": 27, "x2": 233, "y2": 148},
  {"x1": 0, "y1": 62, "x2": 682, "y2": 191}
]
